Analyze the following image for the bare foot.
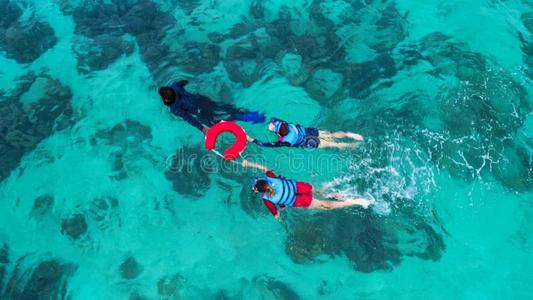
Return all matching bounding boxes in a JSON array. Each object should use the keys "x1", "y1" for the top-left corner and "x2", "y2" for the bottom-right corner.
[
  {"x1": 348, "y1": 197, "x2": 374, "y2": 209},
  {"x1": 347, "y1": 133, "x2": 364, "y2": 141},
  {"x1": 359, "y1": 199, "x2": 371, "y2": 209},
  {"x1": 361, "y1": 193, "x2": 376, "y2": 209}
]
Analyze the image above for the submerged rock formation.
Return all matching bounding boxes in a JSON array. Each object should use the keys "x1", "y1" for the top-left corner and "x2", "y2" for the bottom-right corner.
[
  {"x1": 2, "y1": 257, "x2": 76, "y2": 299},
  {"x1": 415, "y1": 33, "x2": 532, "y2": 190},
  {"x1": 0, "y1": 0, "x2": 58, "y2": 63},
  {"x1": 61, "y1": 213, "x2": 88, "y2": 240},
  {"x1": 165, "y1": 145, "x2": 212, "y2": 198},
  {"x1": 31, "y1": 195, "x2": 54, "y2": 218},
  {"x1": 0, "y1": 72, "x2": 74, "y2": 183},
  {"x1": 285, "y1": 210, "x2": 444, "y2": 273},
  {"x1": 157, "y1": 273, "x2": 184, "y2": 298},
  {"x1": 71, "y1": 0, "x2": 175, "y2": 78},
  {"x1": 120, "y1": 256, "x2": 143, "y2": 280},
  {"x1": 0, "y1": 244, "x2": 8, "y2": 290}
]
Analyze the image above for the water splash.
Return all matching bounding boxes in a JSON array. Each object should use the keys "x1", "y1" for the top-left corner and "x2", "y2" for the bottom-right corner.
[{"x1": 324, "y1": 132, "x2": 437, "y2": 216}]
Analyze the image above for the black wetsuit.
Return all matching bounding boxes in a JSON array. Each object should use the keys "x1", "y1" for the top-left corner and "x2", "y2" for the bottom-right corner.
[
  {"x1": 169, "y1": 80, "x2": 250, "y2": 132},
  {"x1": 251, "y1": 139, "x2": 291, "y2": 148}
]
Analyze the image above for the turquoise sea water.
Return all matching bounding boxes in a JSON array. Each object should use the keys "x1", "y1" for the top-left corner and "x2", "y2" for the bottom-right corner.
[{"x1": 1, "y1": 0, "x2": 533, "y2": 299}]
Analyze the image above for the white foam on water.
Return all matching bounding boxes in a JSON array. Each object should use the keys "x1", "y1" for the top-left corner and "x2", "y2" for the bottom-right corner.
[{"x1": 323, "y1": 133, "x2": 438, "y2": 217}]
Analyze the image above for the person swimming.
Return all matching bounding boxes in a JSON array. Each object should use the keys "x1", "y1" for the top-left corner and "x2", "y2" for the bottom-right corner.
[
  {"x1": 159, "y1": 80, "x2": 265, "y2": 135},
  {"x1": 242, "y1": 160, "x2": 373, "y2": 219},
  {"x1": 248, "y1": 117, "x2": 364, "y2": 149}
]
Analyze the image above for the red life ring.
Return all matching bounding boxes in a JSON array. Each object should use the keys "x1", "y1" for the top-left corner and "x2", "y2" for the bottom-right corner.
[{"x1": 204, "y1": 121, "x2": 247, "y2": 160}]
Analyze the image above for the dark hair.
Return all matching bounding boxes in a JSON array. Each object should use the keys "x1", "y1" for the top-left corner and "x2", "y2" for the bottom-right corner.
[
  {"x1": 278, "y1": 122, "x2": 289, "y2": 137},
  {"x1": 158, "y1": 86, "x2": 176, "y2": 105},
  {"x1": 254, "y1": 180, "x2": 275, "y2": 197}
]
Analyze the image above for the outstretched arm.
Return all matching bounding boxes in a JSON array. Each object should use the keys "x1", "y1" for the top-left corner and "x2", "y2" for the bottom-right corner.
[
  {"x1": 175, "y1": 79, "x2": 189, "y2": 87},
  {"x1": 241, "y1": 160, "x2": 270, "y2": 172},
  {"x1": 265, "y1": 170, "x2": 276, "y2": 177},
  {"x1": 263, "y1": 200, "x2": 279, "y2": 219},
  {"x1": 173, "y1": 108, "x2": 205, "y2": 132},
  {"x1": 251, "y1": 138, "x2": 290, "y2": 148},
  {"x1": 247, "y1": 135, "x2": 290, "y2": 148},
  {"x1": 178, "y1": 79, "x2": 188, "y2": 86}
]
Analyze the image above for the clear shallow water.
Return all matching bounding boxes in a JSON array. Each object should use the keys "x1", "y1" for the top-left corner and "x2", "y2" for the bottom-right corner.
[{"x1": 0, "y1": 0, "x2": 532, "y2": 299}]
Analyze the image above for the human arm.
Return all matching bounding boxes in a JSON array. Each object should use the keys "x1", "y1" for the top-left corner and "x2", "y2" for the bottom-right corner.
[
  {"x1": 246, "y1": 132, "x2": 288, "y2": 148},
  {"x1": 170, "y1": 80, "x2": 190, "y2": 101},
  {"x1": 241, "y1": 160, "x2": 270, "y2": 172},
  {"x1": 171, "y1": 104, "x2": 205, "y2": 132},
  {"x1": 251, "y1": 138, "x2": 290, "y2": 148},
  {"x1": 242, "y1": 164, "x2": 278, "y2": 178},
  {"x1": 176, "y1": 79, "x2": 189, "y2": 87},
  {"x1": 265, "y1": 170, "x2": 276, "y2": 177},
  {"x1": 179, "y1": 113, "x2": 205, "y2": 132},
  {"x1": 263, "y1": 200, "x2": 280, "y2": 219}
]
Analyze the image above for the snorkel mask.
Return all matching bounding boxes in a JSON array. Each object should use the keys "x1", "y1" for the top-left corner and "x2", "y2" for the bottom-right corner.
[
  {"x1": 251, "y1": 177, "x2": 260, "y2": 192},
  {"x1": 269, "y1": 118, "x2": 283, "y2": 134}
]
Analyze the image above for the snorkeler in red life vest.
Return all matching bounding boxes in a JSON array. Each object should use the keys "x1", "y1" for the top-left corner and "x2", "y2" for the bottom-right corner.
[
  {"x1": 248, "y1": 118, "x2": 364, "y2": 149},
  {"x1": 242, "y1": 160, "x2": 373, "y2": 219}
]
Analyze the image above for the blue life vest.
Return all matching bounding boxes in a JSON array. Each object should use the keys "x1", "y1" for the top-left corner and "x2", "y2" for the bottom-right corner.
[
  {"x1": 261, "y1": 177, "x2": 297, "y2": 206},
  {"x1": 280, "y1": 124, "x2": 306, "y2": 146}
]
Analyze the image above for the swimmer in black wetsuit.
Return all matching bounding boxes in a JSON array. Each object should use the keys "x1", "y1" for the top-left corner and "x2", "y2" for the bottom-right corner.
[
  {"x1": 248, "y1": 118, "x2": 364, "y2": 149},
  {"x1": 159, "y1": 80, "x2": 265, "y2": 134}
]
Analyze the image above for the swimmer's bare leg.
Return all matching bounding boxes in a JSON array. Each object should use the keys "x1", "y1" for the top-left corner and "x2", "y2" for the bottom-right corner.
[
  {"x1": 308, "y1": 198, "x2": 370, "y2": 210},
  {"x1": 317, "y1": 191, "x2": 344, "y2": 200},
  {"x1": 343, "y1": 132, "x2": 364, "y2": 141},
  {"x1": 339, "y1": 191, "x2": 375, "y2": 209},
  {"x1": 319, "y1": 130, "x2": 364, "y2": 141},
  {"x1": 318, "y1": 140, "x2": 358, "y2": 149},
  {"x1": 332, "y1": 131, "x2": 364, "y2": 141},
  {"x1": 345, "y1": 198, "x2": 373, "y2": 209}
]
